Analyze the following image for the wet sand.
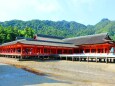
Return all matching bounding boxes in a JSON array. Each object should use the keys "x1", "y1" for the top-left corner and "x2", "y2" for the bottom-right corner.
[
  {"x1": 0, "y1": 63, "x2": 64, "y2": 86},
  {"x1": 0, "y1": 57, "x2": 115, "y2": 86}
]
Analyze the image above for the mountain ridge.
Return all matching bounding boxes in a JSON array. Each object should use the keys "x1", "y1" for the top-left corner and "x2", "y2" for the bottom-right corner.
[{"x1": 0, "y1": 18, "x2": 115, "y2": 43}]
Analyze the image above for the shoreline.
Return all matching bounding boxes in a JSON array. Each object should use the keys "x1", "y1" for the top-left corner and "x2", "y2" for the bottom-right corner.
[
  {"x1": 0, "y1": 58, "x2": 46, "y2": 76},
  {"x1": 0, "y1": 57, "x2": 115, "y2": 86}
]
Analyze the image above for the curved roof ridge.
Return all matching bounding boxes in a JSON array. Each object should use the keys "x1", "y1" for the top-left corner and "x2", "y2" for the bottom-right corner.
[
  {"x1": 63, "y1": 33, "x2": 108, "y2": 40},
  {"x1": 63, "y1": 33, "x2": 111, "y2": 45},
  {"x1": 37, "y1": 34, "x2": 65, "y2": 39},
  {"x1": 1, "y1": 39, "x2": 27, "y2": 46}
]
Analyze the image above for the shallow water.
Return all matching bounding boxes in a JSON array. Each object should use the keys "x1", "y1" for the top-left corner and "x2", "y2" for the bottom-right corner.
[{"x1": 0, "y1": 63, "x2": 61, "y2": 86}]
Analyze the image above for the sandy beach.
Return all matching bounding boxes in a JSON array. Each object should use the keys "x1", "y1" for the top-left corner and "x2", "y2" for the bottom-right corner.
[{"x1": 0, "y1": 57, "x2": 115, "y2": 86}]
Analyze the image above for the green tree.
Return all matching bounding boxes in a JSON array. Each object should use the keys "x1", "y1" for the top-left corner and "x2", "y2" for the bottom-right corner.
[{"x1": 6, "y1": 34, "x2": 12, "y2": 42}]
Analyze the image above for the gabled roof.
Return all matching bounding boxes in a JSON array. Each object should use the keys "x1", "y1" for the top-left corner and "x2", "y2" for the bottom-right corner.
[
  {"x1": 63, "y1": 33, "x2": 113, "y2": 45},
  {"x1": 1, "y1": 39, "x2": 76, "y2": 48},
  {"x1": 37, "y1": 34, "x2": 64, "y2": 39}
]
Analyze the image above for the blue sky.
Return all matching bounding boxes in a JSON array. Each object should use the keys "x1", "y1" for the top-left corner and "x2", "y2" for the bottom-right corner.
[{"x1": 0, "y1": 0, "x2": 115, "y2": 25}]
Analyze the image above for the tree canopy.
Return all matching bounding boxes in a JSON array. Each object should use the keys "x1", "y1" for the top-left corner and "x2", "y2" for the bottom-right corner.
[{"x1": 0, "y1": 18, "x2": 115, "y2": 44}]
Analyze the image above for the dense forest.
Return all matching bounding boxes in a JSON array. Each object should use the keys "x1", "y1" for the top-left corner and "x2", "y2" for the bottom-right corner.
[{"x1": 0, "y1": 18, "x2": 115, "y2": 43}]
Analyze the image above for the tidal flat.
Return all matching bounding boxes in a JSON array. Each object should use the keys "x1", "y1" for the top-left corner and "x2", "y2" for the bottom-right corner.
[{"x1": 0, "y1": 57, "x2": 115, "y2": 86}]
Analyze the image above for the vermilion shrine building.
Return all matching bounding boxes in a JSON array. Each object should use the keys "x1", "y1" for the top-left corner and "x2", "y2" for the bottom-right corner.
[{"x1": 0, "y1": 33, "x2": 115, "y2": 61}]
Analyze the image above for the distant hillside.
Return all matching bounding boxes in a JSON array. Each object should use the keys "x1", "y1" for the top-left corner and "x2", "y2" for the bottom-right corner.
[
  {"x1": 0, "y1": 20, "x2": 87, "y2": 37},
  {"x1": 0, "y1": 18, "x2": 115, "y2": 43}
]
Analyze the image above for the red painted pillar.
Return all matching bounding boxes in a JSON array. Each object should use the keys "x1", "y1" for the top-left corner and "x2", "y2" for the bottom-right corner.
[
  {"x1": 84, "y1": 49, "x2": 85, "y2": 53},
  {"x1": 90, "y1": 48, "x2": 91, "y2": 54},
  {"x1": 107, "y1": 47, "x2": 109, "y2": 54},
  {"x1": 15, "y1": 47, "x2": 17, "y2": 54},
  {"x1": 72, "y1": 48, "x2": 73, "y2": 54},
  {"x1": 43, "y1": 46, "x2": 44, "y2": 55},
  {"x1": 39, "y1": 47, "x2": 41, "y2": 54},
  {"x1": 10, "y1": 46, "x2": 11, "y2": 53},
  {"x1": 21, "y1": 45, "x2": 23, "y2": 56},
  {"x1": 35, "y1": 46, "x2": 37, "y2": 55},
  {"x1": 62, "y1": 48, "x2": 63, "y2": 54},
  {"x1": 68, "y1": 49, "x2": 70, "y2": 54},
  {"x1": 56, "y1": 47, "x2": 57, "y2": 54},
  {"x1": 104, "y1": 48, "x2": 105, "y2": 53},
  {"x1": 96, "y1": 47, "x2": 98, "y2": 53},
  {"x1": 79, "y1": 49, "x2": 80, "y2": 53},
  {"x1": 49, "y1": 47, "x2": 51, "y2": 54}
]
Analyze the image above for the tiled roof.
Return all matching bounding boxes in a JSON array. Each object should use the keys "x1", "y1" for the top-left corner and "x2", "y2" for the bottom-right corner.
[
  {"x1": 1, "y1": 39, "x2": 76, "y2": 48},
  {"x1": 37, "y1": 34, "x2": 65, "y2": 39},
  {"x1": 1, "y1": 33, "x2": 113, "y2": 47},
  {"x1": 63, "y1": 33, "x2": 113, "y2": 45}
]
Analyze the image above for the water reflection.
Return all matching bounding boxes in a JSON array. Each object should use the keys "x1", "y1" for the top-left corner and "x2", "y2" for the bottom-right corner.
[{"x1": 0, "y1": 63, "x2": 62, "y2": 86}]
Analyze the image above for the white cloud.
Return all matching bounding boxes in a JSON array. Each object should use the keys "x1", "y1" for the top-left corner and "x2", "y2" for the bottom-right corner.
[
  {"x1": 0, "y1": 0, "x2": 60, "y2": 21},
  {"x1": 33, "y1": 0, "x2": 60, "y2": 13},
  {"x1": 0, "y1": 0, "x2": 104, "y2": 25},
  {"x1": 59, "y1": 0, "x2": 96, "y2": 24},
  {"x1": 68, "y1": 0, "x2": 96, "y2": 11}
]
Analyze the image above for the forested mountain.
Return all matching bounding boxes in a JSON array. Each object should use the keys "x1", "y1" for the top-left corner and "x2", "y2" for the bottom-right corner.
[
  {"x1": 0, "y1": 18, "x2": 115, "y2": 43},
  {"x1": 0, "y1": 20, "x2": 86, "y2": 37}
]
